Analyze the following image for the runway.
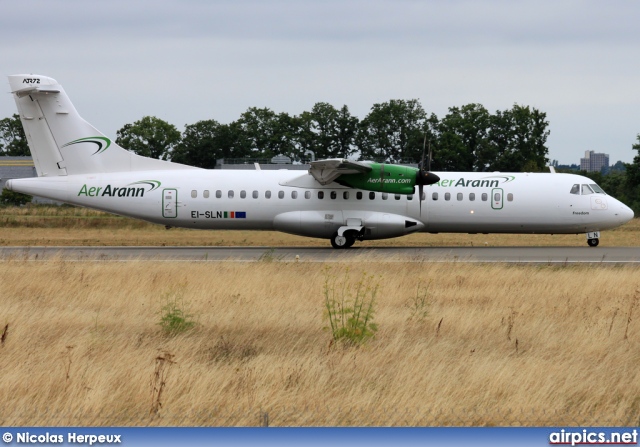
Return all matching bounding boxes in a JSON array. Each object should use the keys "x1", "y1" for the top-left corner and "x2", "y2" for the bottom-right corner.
[{"x1": 1, "y1": 246, "x2": 640, "y2": 264}]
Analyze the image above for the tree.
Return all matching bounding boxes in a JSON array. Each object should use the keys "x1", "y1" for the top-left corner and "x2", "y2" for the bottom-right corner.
[
  {"x1": 233, "y1": 108, "x2": 298, "y2": 159},
  {"x1": 489, "y1": 105, "x2": 550, "y2": 172},
  {"x1": 356, "y1": 99, "x2": 427, "y2": 162},
  {"x1": 172, "y1": 119, "x2": 228, "y2": 168},
  {"x1": 625, "y1": 134, "x2": 640, "y2": 188},
  {"x1": 297, "y1": 103, "x2": 358, "y2": 160},
  {"x1": 430, "y1": 104, "x2": 491, "y2": 172},
  {"x1": 0, "y1": 114, "x2": 30, "y2": 156},
  {"x1": 115, "y1": 116, "x2": 181, "y2": 160}
]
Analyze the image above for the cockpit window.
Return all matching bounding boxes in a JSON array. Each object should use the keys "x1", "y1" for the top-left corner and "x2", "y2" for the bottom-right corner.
[
  {"x1": 581, "y1": 184, "x2": 594, "y2": 195},
  {"x1": 573, "y1": 183, "x2": 606, "y2": 195}
]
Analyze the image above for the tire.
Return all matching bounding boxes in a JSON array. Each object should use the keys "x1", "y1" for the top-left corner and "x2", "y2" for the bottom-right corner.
[
  {"x1": 331, "y1": 232, "x2": 358, "y2": 249},
  {"x1": 587, "y1": 238, "x2": 599, "y2": 247},
  {"x1": 330, "y1": 233, "x2": 349, "y2": 249}
]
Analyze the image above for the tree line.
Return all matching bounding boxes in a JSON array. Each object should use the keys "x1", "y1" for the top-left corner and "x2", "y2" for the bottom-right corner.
[{"x1": 1, "y1": 100, "x2": 551, "y2": 172}]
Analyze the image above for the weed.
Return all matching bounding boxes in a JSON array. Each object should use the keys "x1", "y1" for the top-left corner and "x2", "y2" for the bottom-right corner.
[
  {"x1": 158, "y1": 287, "x2": 196, "y2": 336},
  {"x1": 323, "y1": 269, "x2": 379, "y2": 347},
  {"x1": 150, "y1": 351, "x2": 176, "y2": 414},
  {"x1": 406, "y1": 281, "x2": 431, "y2": 322}
]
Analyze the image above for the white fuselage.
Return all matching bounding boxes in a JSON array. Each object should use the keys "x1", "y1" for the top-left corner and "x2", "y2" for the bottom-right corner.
[{"x1": 7, "y1": 169, "x2": 634, "y2": 240}]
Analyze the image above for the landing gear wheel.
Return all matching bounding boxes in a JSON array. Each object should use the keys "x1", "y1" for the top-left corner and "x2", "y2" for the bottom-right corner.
[
  {"x1": 330, "y1": 233, "x2": 355, "y2": 249},
  {"x1": 344, "y1": 236, "x2": 356, "y2": 248},
  {"x1": 587, "y1": 238, "x2": 599, "y2": 247}
]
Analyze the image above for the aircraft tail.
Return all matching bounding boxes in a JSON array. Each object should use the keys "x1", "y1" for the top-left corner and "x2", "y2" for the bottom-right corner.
[{"x1": 8, "y1": 74, "x2": 193, "y2": 176}]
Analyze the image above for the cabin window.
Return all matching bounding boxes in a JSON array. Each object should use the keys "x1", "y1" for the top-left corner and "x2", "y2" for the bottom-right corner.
[
  {"x1": 278, "y1": 191, "x2": 284, "y2": 199},
  {"x1": 469, "y1": 193, "x2": 475, "y2": 201},
  {"x1": 228, "y1": 190, "x2": 234, "y2": 199},
  {"x1": 445, "y1": 192, "x2": 451, "y2": 201},
  {"x1": 581, "y1": 184, "x2": 594, "y2": 195},
  {"x1": 507, "y1": 193, "x2": 513, "y2": 202},
  {"x1": 369, "y1": 192, "x2": 376, "y2": 200},
  {"x1": 457, "y1": 193, "x2": 463, "y2": 201},
  {"x1": 343, "y1": 191, "x2": 350, "y2": 199},
  {"x1": 590, "y1": 184, "x2": 605, "y2": 194},
  {"x1": 240, "y1": 190, "x2": 246, "y2": 199},
  {"x1": 265, "y1": 190, "x2": 271, "y2": 199},
  {"x1": 216, "y1": 190, "x2": 222, "y2": 198},
  {"x1": 421, "y1": 192, "x2": 426, "y2": 201},
  {"x1": 382, "y1": 193, "x2": 388, "y2": 200},
  {"x1": 331, "y1": 191, "x2": 337, "y2": 199},
  {"x1": 395, "y1": 194, "x2": 401, "y2": 200},
  {"x1": 203, "y1": 190, "x2": 210, "y2": 199},
  {"x1": 191, "y1": 190, "x2": 197, "y2": 198},
  {"x1": 570, "y1": 184, "x2": 580, "y2": 195},
  {"x1": 481, "y1": 193, "x2": 487, "y2": 201},
  {"x1": 252, "y1": 191, "x2": 258, "y2": 199},
  {"x1": 318, "y1": 191, "x2": 324, "y2": 199},
  {"x1": 292, "y1": 191, "x2": 298, "y2": 199},
  {"x1": 432, "y1": 192, "x2": 438, "y2": 201},
  {"x1": 407, "y1": 194, "x2": 413, "y2": 201},
  {"x1": 494, "y1": 192, "x2": 501, "y2": 202},
  {"x1": 357, "y1": 192, "x2": 363, "y2": 200},
  {"x1": 305, "y1": 191, "x2": 311, "y2": 199}
]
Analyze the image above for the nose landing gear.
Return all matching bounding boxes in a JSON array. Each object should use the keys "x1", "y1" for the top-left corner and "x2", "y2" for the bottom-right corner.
[{"x1": 586, "y1": 231, "x2": 600, "y2": 247}]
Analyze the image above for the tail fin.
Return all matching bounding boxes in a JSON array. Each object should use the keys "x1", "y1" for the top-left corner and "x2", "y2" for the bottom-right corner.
[{"x1": 8, "y1": 74, "x2": 193, "y2": 176}]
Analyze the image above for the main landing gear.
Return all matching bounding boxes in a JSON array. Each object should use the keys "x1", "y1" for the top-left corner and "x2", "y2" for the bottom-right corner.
[
  {"x1": 586, "y1": 231, "x2": 600, "y2": 247},
  {"x1": 330, "y1": 232, "x2": 356, "y2": 249}
]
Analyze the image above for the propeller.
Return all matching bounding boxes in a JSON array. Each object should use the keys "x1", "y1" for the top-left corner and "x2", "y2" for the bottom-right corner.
[{"x1": 416, "y1": 135, "x2": 440, "y2": 215}]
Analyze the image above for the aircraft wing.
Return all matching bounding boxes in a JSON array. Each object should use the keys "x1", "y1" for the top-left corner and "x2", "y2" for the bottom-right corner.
[{"x1": 308, "y1": 159, "x2": 372, "y2": 185}]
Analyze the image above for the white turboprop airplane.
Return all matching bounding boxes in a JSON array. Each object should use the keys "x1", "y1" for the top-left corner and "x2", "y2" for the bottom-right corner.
[{"x1": 4, "y1": 74, "x2": 634, "y2": 248}]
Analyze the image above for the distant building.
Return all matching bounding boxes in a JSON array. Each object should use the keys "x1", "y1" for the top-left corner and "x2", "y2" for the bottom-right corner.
[{"x1": 580, "y1": 151, "x2": 609, "y2": 173}]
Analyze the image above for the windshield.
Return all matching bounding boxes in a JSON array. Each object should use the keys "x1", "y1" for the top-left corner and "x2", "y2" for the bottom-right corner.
[{"x1": 570, "y1": 183, "x2": 607, "y2": 195}]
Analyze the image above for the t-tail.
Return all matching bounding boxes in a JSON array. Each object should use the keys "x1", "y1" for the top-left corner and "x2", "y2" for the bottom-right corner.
[{"x1": 8, "y1": 74, "x2": 192, "y2": 176}]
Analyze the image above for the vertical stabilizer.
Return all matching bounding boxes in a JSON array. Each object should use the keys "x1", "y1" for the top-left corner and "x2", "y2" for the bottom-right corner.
[{"x1": 8, "y1": 74, "x2": 194, "y2": 176}]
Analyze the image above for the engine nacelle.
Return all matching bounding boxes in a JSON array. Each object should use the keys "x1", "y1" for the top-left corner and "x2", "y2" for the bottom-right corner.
[
  {"x1": 273, "y1": 210, "x2": 424, "y2": 240},
  {"x1": 336, "y1": 163, "x2": 418, "y2": 195}
]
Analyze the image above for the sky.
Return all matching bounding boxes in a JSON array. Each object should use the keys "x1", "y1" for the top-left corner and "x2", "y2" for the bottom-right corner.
[{"x1": 1, "y1": 0, "x2": 639, "y2": 165}]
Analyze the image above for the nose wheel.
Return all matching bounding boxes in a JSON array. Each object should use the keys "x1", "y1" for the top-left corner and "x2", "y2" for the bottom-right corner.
[{"x1": 586, "y1": 231, "x2": 600, "y2": 247}]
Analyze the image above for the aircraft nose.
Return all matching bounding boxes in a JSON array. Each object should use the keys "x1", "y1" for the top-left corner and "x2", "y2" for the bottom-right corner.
[{"x1": 620, "y1": 204, "x2": 634, "y2": 223}]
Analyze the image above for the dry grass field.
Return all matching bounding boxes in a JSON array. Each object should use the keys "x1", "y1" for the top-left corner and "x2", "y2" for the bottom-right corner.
[
  {"x1": 1, "y1": 259, "x2": 640, "y2": 426},
  {"x1": 1, "y1": 205, "x2": 639, "y2": 246}
]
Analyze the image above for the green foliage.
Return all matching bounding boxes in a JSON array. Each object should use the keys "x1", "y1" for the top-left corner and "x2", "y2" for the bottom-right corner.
[
  {"x1": 298, "y1": 103, "x2": 358, "y2": 160},
  {"x1": 0, "y1": 188, "x2": 32, "y2": 206},
  {"x1": 171, "y1": 119, "x2": 226, "y2": 168},
  {"x1": 116, "y1": 116, "x2": 181, "y2": 160},
  {"x1": 406, "y1": 281, "x2": 430, "y2": 322},
  {"x1": 323, "y1": 269, "x2": 379, "y2": 346},
  {"x1": 158, "y1": 287, "x2": 196, "y2": 336},
  {"x1": 0, "y1": 114, "x2": 30, "y2": 156},
  {"x1": 356, "y1": 99, "x2": 427, "y2": 163}
]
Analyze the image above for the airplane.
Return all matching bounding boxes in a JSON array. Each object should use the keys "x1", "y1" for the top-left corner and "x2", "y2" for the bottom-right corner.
[{"x1": 4, "y1": 74, "x2": 634, "y2": 248}]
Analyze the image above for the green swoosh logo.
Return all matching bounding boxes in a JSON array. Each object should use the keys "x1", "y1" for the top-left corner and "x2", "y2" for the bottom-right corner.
[
  {"x1": 481, "y1": 175, "x2": 516, "y2": 183},
  {"x1": 62, "y1": 136, "x2": 112, "y2": 155},
  {"x1": 128, "y1": 180, "x2": 162, "y2": 191}
]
